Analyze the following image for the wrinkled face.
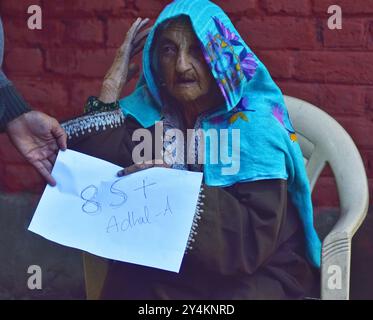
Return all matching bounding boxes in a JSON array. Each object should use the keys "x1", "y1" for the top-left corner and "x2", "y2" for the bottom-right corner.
[{"x1": 156, "y1": 19, "x2": 215, "y2": 104}]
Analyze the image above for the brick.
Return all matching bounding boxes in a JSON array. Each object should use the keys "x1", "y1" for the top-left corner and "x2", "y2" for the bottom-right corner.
[
  {"x1": 256, "y1": 50, "x2": 294, "y2": 78},
  {"x1": 74, "y1": 49, "x2": 117, "y2": 77},
  {"x1": 262, "y1": 0, "x2": 311, "y2": 16},
  {"x1": 361, "y1": 150, "x2": 373, "y2": 178},
  {"x1": 320, "y1": 165, "x2": 334, "y2": 178},
  {"x1": 365, "y1": 87, "x2": 373, "y2": 120},
  {"x1": 367, "y1": 21, "x2": 373, "y2": 50},
  {"x1": 369, "y1": 179, "x2": 373, "y2": 203},
  {"x1": 42, "y1": 0, "x2": 126, "y2": 17},
  {"x1": 279, "y1": 80, "x2": 321, "y2": 108},
  {"x1": 65, "y1": 19, "x2": 104, "y2": 45},
  {"x1": 134, "y1": 0, "x2": 174, "y2": 17},
  {"x1": 334, "y1": 116, "x2": 373, "y2": 149},
  {"x1": 0, "y1": 0, "x2": 42, "y2": 16},
  {"x1": 3, "y1": 48, "x2": 43, "y2": 75},
  {"x1": 1, "y1": 18, "x2": 66, "y2": 47},
  {"x1": 107, "y1": 19, "x2": 134, "y2": 47},
  {"x1": 10, "y1": 79, "x2": 69, "y2": 119},
  {"x1": 45, "y1": 49, "x2": 77, "y2": 75},
  {"x1": 213, "y1": 0, "x2": 258, "y2": 15},
  {"x1": 107, "y1": 16, "x2": 157, "y2": 48},
  {"x1": 323, "y1": 19, "x2": 366, "y2": 48},
  {"x1": 294, "y1": 52, "x2": 373, "y2": 85},
  {"x1": 236, "y1": 17, "x2": 319, "y2": 50},
  {"x1": 2, "y1": 164, "x2": 44, "y2": 193},
  {"x1": 278, "y1": 82, "x2": 366, "y2": 117},
  {"x1": 312, "y1": 176, "x2": 339, "y2": 207},
  {"x1": 313, "y1": 0, "x2": 373, "y2": 15}
]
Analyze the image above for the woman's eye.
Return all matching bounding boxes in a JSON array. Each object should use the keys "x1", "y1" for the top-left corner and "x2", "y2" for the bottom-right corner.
[{"x1": 162, "y1": 45, "x2": 177, "y2": 55}]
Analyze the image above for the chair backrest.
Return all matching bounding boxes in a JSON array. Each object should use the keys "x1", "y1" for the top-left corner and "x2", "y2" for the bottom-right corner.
[{"x1": 284, "y1": 95, "x2": 369, "y2": 300}]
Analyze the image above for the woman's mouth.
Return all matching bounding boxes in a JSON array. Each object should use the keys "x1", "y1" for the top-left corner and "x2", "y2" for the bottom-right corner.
[{"x1": 176, "y1": 78, "x2": 198, "y2": 87}]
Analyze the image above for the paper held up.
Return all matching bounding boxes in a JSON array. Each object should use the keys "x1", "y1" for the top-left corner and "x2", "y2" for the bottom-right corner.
[{"x1": 28, "y1": 149, "x2": 203, "y2": 273}]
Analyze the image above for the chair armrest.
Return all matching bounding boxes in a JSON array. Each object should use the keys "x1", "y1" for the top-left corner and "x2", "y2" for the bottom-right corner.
[{"x1": 321, "y1": 230, "x2": 351, "y2": 300}]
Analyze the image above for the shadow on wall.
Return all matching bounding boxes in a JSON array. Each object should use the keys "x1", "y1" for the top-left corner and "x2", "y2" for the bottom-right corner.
[
  {"x1": 0, "y1": 193, "x2": 85, "y2": 299},
  {"x1": 0, "y1": 192, "x2": 372, "y2": 299}
]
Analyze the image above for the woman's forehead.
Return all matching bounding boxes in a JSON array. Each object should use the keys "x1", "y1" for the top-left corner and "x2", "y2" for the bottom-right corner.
[{"x1": 159, "y1": 18, "x2": 197, "y2": 44}]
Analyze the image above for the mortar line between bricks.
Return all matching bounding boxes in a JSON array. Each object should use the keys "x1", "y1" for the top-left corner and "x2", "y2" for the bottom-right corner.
[
  {"x1": 273, "y1": 79, "x2": 373, "y2": 86},
  {"x1": 274, "y1": 79, "x2": 373, "y2": 86}
]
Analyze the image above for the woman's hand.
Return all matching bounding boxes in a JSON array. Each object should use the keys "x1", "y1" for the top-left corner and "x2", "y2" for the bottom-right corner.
[
  {"x1": 99, "y1": 17, "x2": 151, "y2": 103},
  {"x1": 117, "y1": 160, "x2": 171, "y2": 177}
]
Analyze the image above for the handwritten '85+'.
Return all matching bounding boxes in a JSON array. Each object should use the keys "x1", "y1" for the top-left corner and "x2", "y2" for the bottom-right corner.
[{"x1": 79, "y1": 177, "x2": 174, "y2": 233}]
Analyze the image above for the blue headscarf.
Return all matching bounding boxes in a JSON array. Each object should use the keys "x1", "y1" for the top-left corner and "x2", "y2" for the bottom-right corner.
[{"x1": 119, "y1": 0, "x2": 321, "y2": 267}]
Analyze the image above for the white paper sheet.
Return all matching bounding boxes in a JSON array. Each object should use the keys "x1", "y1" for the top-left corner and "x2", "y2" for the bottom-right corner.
[{"x1": 28, "y1": 149, "x2": 203, "y2": 273}]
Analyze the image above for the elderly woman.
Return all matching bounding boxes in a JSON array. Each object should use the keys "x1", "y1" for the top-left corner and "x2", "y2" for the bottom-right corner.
[{"x1": 63, "y1": 0, "x2": 321, "y2": 299}]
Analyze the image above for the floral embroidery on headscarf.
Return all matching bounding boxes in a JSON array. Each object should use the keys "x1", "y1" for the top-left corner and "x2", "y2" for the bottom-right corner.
[
  {"x1": 272, "y1": 103, "x2": 285, "y2": 125},
  {"x1": 272, "y1": 103, "x2": 298, "y2": 142},
  {"x1": 202, "y1": 17, "x2": 258, "y2": 106},
  {"x1": 210, "y1": 97, "x2": 255, "y2": 125}
]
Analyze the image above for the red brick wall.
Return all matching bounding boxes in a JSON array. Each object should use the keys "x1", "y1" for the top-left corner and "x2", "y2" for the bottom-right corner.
[{"x1": 0, "y1": 0, "x2": 372, "y2": 207}]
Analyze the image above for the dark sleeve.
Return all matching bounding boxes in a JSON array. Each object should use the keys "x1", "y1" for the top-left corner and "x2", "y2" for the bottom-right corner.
[
  {"x1": 188, "y1": 179, "x2": 300, "y2": 276},
  {"x1": 0, "y1": 84, "x2": 32, "y2": 132},
  {"x1": 0, "y1": 18, "x2": 31, "y2": 132}
]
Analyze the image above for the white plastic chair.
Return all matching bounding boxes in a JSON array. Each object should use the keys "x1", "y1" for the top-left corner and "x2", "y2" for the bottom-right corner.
[{"x1": 284, "y1": 95, "x2": 369, "y2": 300}]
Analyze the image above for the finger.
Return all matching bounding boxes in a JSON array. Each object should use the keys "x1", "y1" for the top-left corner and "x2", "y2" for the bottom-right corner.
[
  {"x1": 131, "y1": 28, "x2": 151, "y2": 58},
  {"x1": 117, "y1": 167, "x2": 126, "y2": 177},
  {"x1": 117, "y1": 161, "x2": 154, "y2": 177},
  {"x1": 51, "y1": 120, "x2": 68, "y2": 150},
  {"x1": 125, "y1": 18, "x2": 142, "y2": 43},
  {"x1": 46, "y1": 140, "x2": 59, "y2": 154},
  {"x1": 135, "y1": 20, "x2": 150, "y2": 40},
  {"x1": 48, "y1": 152, "x2": 58, "y2": 165},
  {"x1": 153, "y1": 162, "x2": 172, "y2": 169},
  {"x1": 133, "y1": 18, "x2": 150, "y2": 37},
  {"x1": 41, "y1": 158, "x2": 53, "y2": 173},
  {"x1": 133, "y1": 26, "x2": 152, "y2": 46},
  {"x1": 118, "y1": 21, "x2": 141, "y2": 55},
  {"x1": 28, "y1": 144, "x2": 57, "y2": 163},
  {"x1": 120, "y1": 18, "x2": 149, "y2": 56},
  {"x1": 32, "y1": 160, "x2": 56, "y2": 186},
  {"x1": 117, "y1": 18, "x2": 149, "y2": 69},
  {"x1": 131, "y1": 37, "x2": 147, "y2": 58},
  {"x1": 125, "y1": 18, "x2": 149, "y2": 47}
]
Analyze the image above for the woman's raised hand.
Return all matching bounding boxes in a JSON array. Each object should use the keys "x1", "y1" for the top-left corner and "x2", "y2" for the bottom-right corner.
[{"x1": 99, "y1": 17, "x2": 151, "y2": 103}]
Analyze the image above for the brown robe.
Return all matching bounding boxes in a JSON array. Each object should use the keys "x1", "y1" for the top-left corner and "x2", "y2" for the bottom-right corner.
[{"x1": 63, "y1": 112, "x2": 318, "y2": 300}]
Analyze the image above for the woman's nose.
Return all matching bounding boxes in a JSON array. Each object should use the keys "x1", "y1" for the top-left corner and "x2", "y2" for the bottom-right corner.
[{"x1": 175, "y1": 51, "x2": 192, "y2": 74}]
